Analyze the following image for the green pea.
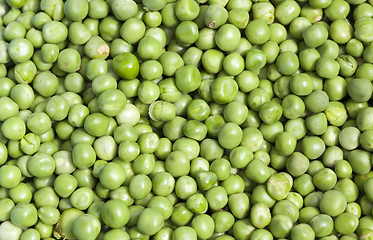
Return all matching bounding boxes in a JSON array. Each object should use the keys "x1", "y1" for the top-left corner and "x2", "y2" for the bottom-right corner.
[
  {"x1": 275, "y1": 0, "x2": 301, "y2": 25},
  {"x1": 275, "y1": 132, "x2": 297, "y2": 156},
  {"x1": 301, "y1": 136, "x2": 326, "y2": 160},
  {"x1": 201, "y1": 49, "x2": 224, "y2": 74},
  {"x1": 205, "y1": 186, "x2": 228, "y2": 211},
  {"x1": 245, "y1": 159, "x2": 271, "y2": 184},
  {"x1": 246, "y1": 49, "x2": 267, "y2": 72},
  {"x1": 84, "y1": 36, "x2": 110, "y2": 60},
  {"x1": 276, "y1": 51, "x2": 299, "y2": 76},
  {"x1": 245, "y1": 19, "x2": 270, "y2": 45},
  {"x1": 320, "y1": 190, "x2": 347, "y2": 217},
  {"x1": 250, "y1": 202, "x2": 271, "y2": 229},
  {"x1": 241, "y1": 127, "x2": 264, "y2": 152},
  {"x1": 267, "y1": 172, "x2": 293, "y2": 200},
  {"x1": 269, "y1": 214, "x2": 293, "y2": 239},
  {"x1": 334, "y1": 213, "x2": 359, "y2": 235},
  {"x1": 8, "y1": 182, "x2": 32, "y2": 204},
  {"x1": 348, "y1": 78, "x2": 373, "y2": 103},
  {"x1": 309, "y1": 214, "x2": 334, "y2": 238},
  {"x1": 204, "y1": 4, "x2": 228, "y2": 29},
  {"x1": 171, "y1": 202, "x2": 194, "y2": 226},
  {"x1": 101, "y1": 199, "x2": 130, "y2": 229},
  {"x1": 348, "y1": 150, "x2": 372, "y2": 175}
]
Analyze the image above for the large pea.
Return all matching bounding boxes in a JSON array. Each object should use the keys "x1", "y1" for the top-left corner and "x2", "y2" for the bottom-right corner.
[{"x1": 250, "y1": 202, "x2": 271, "y2": 229}]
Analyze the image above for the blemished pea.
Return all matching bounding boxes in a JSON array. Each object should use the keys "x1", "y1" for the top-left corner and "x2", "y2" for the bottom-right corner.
[
  {"x1": 250, "y1": 202, "x2": 271, "y2": 229},
  {"x1": 267, "y1": 172, "x2": 293, "y2": 200}
]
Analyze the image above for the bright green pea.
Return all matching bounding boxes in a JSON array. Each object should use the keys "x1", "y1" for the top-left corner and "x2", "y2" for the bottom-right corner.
[
  {"x1": 245, "y1": 19, "x2": 270, "y2": 45},
  {"x1": 0, "y1": 97, "x2": 19, "y2": 122},
  {"x1": 205, "y1": 186, "x2": 228, "y2": 211},
  {"x1": 164, "y1": 150, "x2": 190, "y2": 177},
  {"x1": 275, "y1": 0, "x2": 301, "y2": 25},
  {"x1": 98, "y1": 162, "x2": 126, "y2": 190}
]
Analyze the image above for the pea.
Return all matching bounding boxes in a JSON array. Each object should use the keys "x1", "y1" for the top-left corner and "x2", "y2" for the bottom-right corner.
[
  {"x1": 251, "y1": 202, "x2": 271, "y2": 228},
  {"x1": 320, "y1": 190, "x2": 347, "y2": 217}
]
